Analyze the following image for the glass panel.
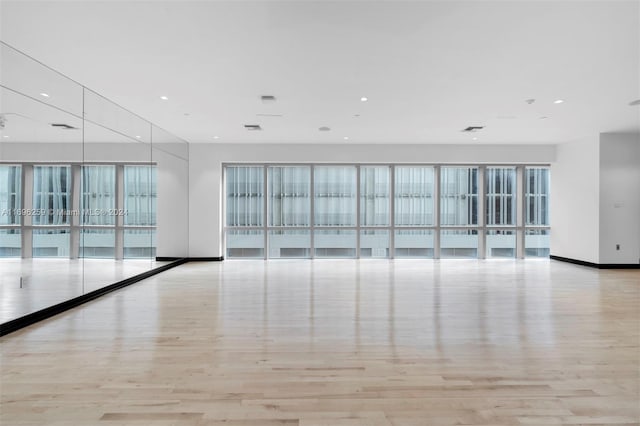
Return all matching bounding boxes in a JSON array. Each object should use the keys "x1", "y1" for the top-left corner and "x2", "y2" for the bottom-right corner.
[
  {"x1": 32, "y1": 166, "x2": 71, "y2": 225},
  {"x1": 124, "y1": 166, "x2": 157, "y2": 226},
  {"x1": 441, "y1": 229, "x2": 478, "y2": 258},
  {"x1": 124, "y1": 229, "x2": 156, "y2": 258},
  {"x1": 314, "y1": 229, "x2": 356, "y2": 258},
  {"x1": 0, "y1": 229, "x2": 21, "y2": 257},
  {"x1": 268, "y1": 229, "x2": 310, "y2": 258},
  {"x1": 314, "y1": 166, "x2": 356, "y2": 226},
  {"x1": 440, "y1": 167, "x2": 478, "y2": 226},
  {"x1": 360, "y1": 166, "x2": 390, "y2": 226},
  {"x1": 526, "y1": 229, "x2": 550, "y2": 257},
  {"x1": 486, "y1": 167, "x2": 516, "y2": 226},
  {"x1": 80, "y1": 229, "x2": 116, "y2": 258},
  {"x1": 486, "y1": 229, "x2": 516, "y2": 258},
  {"x1": 226, "y1": 229, "x2": 264, "y2": 258},
  {"x1": 394, "y1": 166, "x2": 435, "y2": 226},
  {"x1": 33, "y1": 229, "x2": 70, "y2": 257},
  {"x1": 525, "y1": 167, "x2": 550, "y2": 226},
  {"x1": 268, "y1": 166, "x2": 310, "y2": 226},
  {"x1": 394, "y1": 229, "x2": 434, "y2": 258},
  {"x1": 226, "y1": 167, "x2": 264, "y2": 227},
  {"x1": 81, "y1": 165, "x2": 116, "y2": 225},
  {"x1": 360, "y1": 229, "x2": 389, "y2": 258},
  {"x1": 0, "y1": 165, "x2": 21, "y2": 225}
]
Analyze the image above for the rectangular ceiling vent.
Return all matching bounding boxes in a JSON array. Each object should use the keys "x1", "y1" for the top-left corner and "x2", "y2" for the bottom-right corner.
[
  {"x1": 261, "y1": 95, "x2": 276, "y2": 103},
  {"x1": 462, "y1": 126, "x2": 484, "y2": 132},
  {"x1": 51, "y1": 123, "x2": 79, "y2": 130},
  {"x1": 244, "y1": 124, "x2": 262, "y2": 131}
]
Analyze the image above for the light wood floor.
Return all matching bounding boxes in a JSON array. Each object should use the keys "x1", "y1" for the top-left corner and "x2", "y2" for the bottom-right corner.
[{"x1": 1, "y1": 260, "x2": 639, "y2": 425}]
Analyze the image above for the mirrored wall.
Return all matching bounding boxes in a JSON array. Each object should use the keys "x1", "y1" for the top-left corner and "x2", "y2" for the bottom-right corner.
[{"x1": 0, "y1": 42, "x2": 189, "y2": 324}]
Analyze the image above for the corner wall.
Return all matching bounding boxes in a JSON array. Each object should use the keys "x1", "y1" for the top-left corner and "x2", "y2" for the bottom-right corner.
[
  {"x1": 599, "y1": 133, "x2": 640, "y2": 264},
  {"x1": 550, "y1": 136, "x2": 601, "y2": 264}
]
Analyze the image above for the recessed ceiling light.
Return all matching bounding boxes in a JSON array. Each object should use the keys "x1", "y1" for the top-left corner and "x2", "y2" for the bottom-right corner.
[
  {"x1": 160, "y1": 96, "x2": 168, "y2": 100},
  {"x1": 40, "y1": 93, "x2": 49, "y2": 98},
  {"x1": 135, "y1": 135, "x2": 141, "y2": 139},
  {"x1": 360, "y1": 97, "x2": 368, "y2": 102},
  {"x1": 472, "y1": 137, "x2": 478, "y2": 141},
  {"x1": 2, "y1": 135, "x2": 8, "y2": 138},
  {"x1": 553, "y1": 99, "x2": 564, "y2": 104},
  {"x1": 213, "y1": 136, "x2": 219, "y2": 139},
  {"x1": 343, "y1": 136, "x2": 349, "y2": 140}
]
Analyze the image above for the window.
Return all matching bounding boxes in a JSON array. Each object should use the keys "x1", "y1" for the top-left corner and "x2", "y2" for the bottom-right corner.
[
  {"x1": 525, "y1": 167, "x2": 550, "y2": 226},
  {"x1": 395, "y1": 166, "x2": 434, "y2": 226},
  {"x1": 440, "y1": 167, "x2": 478, "y2": 226},
  {"x1": 314, "y1": 166, "x2": 356, "y2": 227},
  {"x1": 394, "y1": 229, "x2": 434, "y2": 258},
  {"x1": 486, "y1": 229, "x2": 516, "y2": 258},
  {"x1": 226, "y1": 166, "x2": 264, "y2": 227},
  {"x1": 486, "y1": 167, "x2": 516, "y2": 226},
  {"x1": 81, "y1": 165, "x2": 115, "y2": 226},
  {"x1": 33, "y1": 228, "x2": 70, "y2": 257},
  {"x1": 360, "y1": 166, "x2": 390, "y2": 226},
  {"x1": 0, "y1": 165, "x2": 21, "y2": 225},
  {"x1": 441, "y1": 229, "x2": 478, "y2": 258},
  {"x1": 124, "y1": 165, "x2": 157, "y2": 226},
  {"x1": 268, "y1": 166, "x2": 310, "y2": 227},
  {"x1": 33, "y1": 166, "x2": 71, "y2": 225}
]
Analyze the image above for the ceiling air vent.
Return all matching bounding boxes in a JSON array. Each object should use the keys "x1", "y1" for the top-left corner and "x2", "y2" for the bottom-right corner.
[
  {"x1": 51, "y1": 123, "x2": 79, "y2": 130},
  {"x1": 244, "y1": 124, "x2": 262, "y2": 131},
  {"x1": 462, "y1": 126, "x2": 484, "y2": 133},
  {"x1": 319, "y1": 126, "x2": 331, "y2": 132},
  {"x1": 261, "y1": 95, "x2": 276, "y2": 103}
]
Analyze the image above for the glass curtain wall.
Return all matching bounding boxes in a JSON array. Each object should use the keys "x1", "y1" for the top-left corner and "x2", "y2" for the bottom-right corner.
[
  {"x1": 224, "y1": 164, "x2": 550, "y2": 259},
  {"x1": 0, "y1": 41, "x2": 187, "y2": 325}
]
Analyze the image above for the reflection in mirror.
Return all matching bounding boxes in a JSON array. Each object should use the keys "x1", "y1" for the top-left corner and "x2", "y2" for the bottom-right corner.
[
  {"x1": 82, "y1": 89, "x2": 154, "y2": 293},
  {"x1": 0, "y1": 86, "x2": 83, "y2": 322},
  {"x1": 0, "y1": 42, "x2": 188, "y2": 328}
]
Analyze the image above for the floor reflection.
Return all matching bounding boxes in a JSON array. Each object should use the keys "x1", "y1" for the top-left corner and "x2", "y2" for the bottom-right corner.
[{"x1": 0, "y1": 258, "x2": 168, "y2": 322}]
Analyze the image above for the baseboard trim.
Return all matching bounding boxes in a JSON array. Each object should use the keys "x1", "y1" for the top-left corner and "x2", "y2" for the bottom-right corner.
[
  {"x1": 0, "y1": 258, "x2": 188, "y2": 337},
  {"x1": 550, "y1": 255, "x2": 640, "y2": 269},
  {"x1": 187, "y1": 256, "x2": 224, "y2": 262},
  {"x1": 155, "y1": 256, "x2": 183, "y2": 261}
]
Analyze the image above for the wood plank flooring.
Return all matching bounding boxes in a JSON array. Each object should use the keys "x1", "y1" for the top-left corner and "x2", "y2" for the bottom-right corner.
[{"x1": 1, "y1": 260, "x2": 639, "y2": 425}]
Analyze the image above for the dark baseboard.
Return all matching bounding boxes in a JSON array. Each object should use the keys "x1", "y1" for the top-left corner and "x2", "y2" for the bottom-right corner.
[
  {"x1": 550, "y1": 255, "x2": 640, "y2": 269},
  {"x1": 187, "y1": 256, "x2": 224, "y2": 262},
  {"x1": 0, "y1": 258, "x2": 188, "y2": 337},
  {"x1": 155, "y1": 256, "x2": 183, "y2": 261}
]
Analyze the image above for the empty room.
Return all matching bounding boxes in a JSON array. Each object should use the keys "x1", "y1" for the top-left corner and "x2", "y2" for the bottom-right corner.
[{"x1": 1, "y1": 0, "x2": 639, "y2": 425}]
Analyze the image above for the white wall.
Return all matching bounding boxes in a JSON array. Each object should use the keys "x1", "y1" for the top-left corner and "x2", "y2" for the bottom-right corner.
[
  {"x1": 0, "y1": 142, "x2": 189, "y2": 258},
  {"x1": 599, "y1": 133, "x2": 640, "y2": 264},
  {"x1": 154, "y1": 147, "x2": 189, "y2": 258},
  {"x1": 550, "y1": 136, "x2": 600, "y2": 264},
  {"x1": 189, "y1": 143, "x2": 556, "y2": 258}
]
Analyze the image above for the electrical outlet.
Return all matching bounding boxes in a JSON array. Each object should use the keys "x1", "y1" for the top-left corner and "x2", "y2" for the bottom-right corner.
[{"x1": 616, "y1": 244, "x2": 620, "y2": 251}]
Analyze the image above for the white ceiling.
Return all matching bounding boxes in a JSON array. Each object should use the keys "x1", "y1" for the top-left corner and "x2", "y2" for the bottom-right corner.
[{"x1": 1, "y1": 0, "x2": 639, "y2": 145}]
